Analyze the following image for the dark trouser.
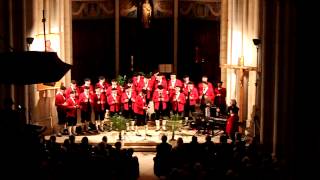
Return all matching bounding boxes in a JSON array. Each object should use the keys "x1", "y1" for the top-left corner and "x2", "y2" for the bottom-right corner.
[
  {"x1": 94, "y1": 110, "x2": 105, "y2": 121},
  {"x1": 57, "y1": 109, "x2": 66, "y2": 125},
  {"x1": 136, "y1": 113, "x2": 146, "y2": 126},
  {"x1": 81, "y1": 110, "x2": 91, "y2": 123},
  {"x1": 67, "y1": 116, "x2": 77, "y2": 126},
  {"x1": 155, "y1": 109, "x2": 166, "y2": 120},
  {"x1": 123, "y1": 108, "x2": 134, "y2": 119},
  {"x1": 184, "y1": 104, "x2": 195, "y2": 118}
]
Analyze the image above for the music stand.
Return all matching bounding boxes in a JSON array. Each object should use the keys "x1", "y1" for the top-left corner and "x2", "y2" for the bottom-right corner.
[{"x1": 191, "y1": 111, "x2": 205, "y2": 135}]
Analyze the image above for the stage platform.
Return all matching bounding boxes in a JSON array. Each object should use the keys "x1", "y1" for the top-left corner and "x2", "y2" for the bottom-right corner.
[{"x1": 44, "y1": 127, "x2": 228, "y2": 152}]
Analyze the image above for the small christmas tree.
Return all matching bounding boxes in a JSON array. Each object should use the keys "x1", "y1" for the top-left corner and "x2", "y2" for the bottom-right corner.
[
  {"x1": 166, "y1": 113, "x2": 183, "y2": 140},
  {"x1": 110, "y1": 114, "x2": 127, "y2": 140}
]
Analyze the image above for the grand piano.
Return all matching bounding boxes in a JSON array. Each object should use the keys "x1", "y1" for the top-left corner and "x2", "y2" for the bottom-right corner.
[{"x1": 0, "y1": 51, "x2": 71, "y2": 84}]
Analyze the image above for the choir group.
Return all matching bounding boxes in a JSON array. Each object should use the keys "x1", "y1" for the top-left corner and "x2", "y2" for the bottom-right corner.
[{"x1": 55, "y1": 72, "x2": 238, "y2": 138}]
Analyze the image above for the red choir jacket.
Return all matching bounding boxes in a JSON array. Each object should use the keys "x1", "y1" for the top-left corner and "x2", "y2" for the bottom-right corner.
[
  {"x1": 182, "y1": 82, "x2": 189, "y2": 93},
  {"x1": 183, "y1": 87, "x2": 199, "y2": 106},
  {"x1": 142, "y1": 79, "x2": 154, "y2": 100},
  {"x1": 106, "y1": 85, "x2": 122, "y2": 96},
  {"x1": 92, "y1": 93, "x2": 106, "y2": 112},
  {"x1": 152, "y1": 89, "x2": 169, "y2": 110},
  {"x1": 198, "y1": 82, "x2": 214, "y2": 93},
  {"x1": 198, "y1": 87, "x2": 215, "y2": 103},
  {"x1": 107, "y1": 93, "x2": 121, "y2": 112},
  {"x1": 121, "y1": 90, "x2": 136, "y2": 110},
  {"x1": 134, "y1": 94, "x2": 147, "y2": 115},
  {"x1": 55, "y1": 92, "x2": 66, "y2": 111},
  {"x1": 95, "y1": 82, "x2": 109, "y2": 94},
  {"x1": 65, "y1": 97, "x2": 78, "y2": 118},
  {"x1": 226, "y1": 113, "x2": 239, "y2": 134},
  {"x1": 80, "y1": 85, "x2": 94, "y2": 94},
  {"x1": 214, "y1": 87, "x2": 227, "y2": 106},
  {"x1": 171, "y1": 92, "x2": 186, "y2": 112},
  {"x1": 65, "y1": 87, "x2": 80, "y2": 99},
  {"x1": 78, "y1": 92, "x2": 94, "y2": 112},
  {"x1": 133, "y1": 76, "x2": 145, "y2": 93},
  {"x1": 153, "y1": 78, "x2": 167, "y2": 90},
  {"x1": 167, "y1": 79, "x2": 183, "y2": 98}
]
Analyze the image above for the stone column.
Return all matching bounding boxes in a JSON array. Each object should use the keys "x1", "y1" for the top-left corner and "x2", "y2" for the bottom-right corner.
[
  {"x1": 115, "y1": 0, "x2": 120, "y2": 76},
  {"x1": 173, "y1": 0, "x2": 178, "y2": 73},
  {"x1": 225, "y1": 0, "x2": 259, "y2": 133},
  {"x1": 219, "y1": 0, "x2": 228, "y2": 84}
]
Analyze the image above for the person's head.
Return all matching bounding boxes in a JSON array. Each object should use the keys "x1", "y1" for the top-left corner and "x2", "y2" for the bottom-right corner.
[
  {"x1": 125, "y1": 85, "x2": 132, "y2": 92},
  {"x1": 60, "y1": 85, "x2": 66, "y2": 93},
  {"x1": 161, "y1": 135, "x2": 167, "y2": 143},
  {"x1": 145, "y1": 74, "x2": 151, "y2": 80},
  {"x1": 102, "y1": 136, "x2": 107, "y2": 143},
  {"x1": 70, "y1": 90, "x2": 76, "y2": 98},
  {"x1": 202, "y1": 76, "x2": 208, "y2": 82},
  {"x1": 127, "y1": 148, "x2": 134, "y2": 156},
  {"x1": 156, "y1": 73, "x2": 162, "y2": 81},
  {"x1": 81, "y1": 136, "x2": 89, "y2": 145},
  {"x1": 191, "y1": 135, "x2": 198, "y2": 143},
  {"x1": 230, "y1": 99, "x2": 237, "y2": 106},
  {"x1": 183, "y1": 75, "x2": 189, "y2": 83},
  {"x1": 217, "y1": 81, "x2": 223, "y2": 87},
  {"x1": 175, "y1": 86, "x2": 181, "y2": 93},
  {"x1": 111, "y1": 79, "x2": 117, "y2": 86},
  {"x1": 99, "y1": 76, "x2": 105, "y2": 83},
  {"x1": 187, "y1": 81, "x2": 194, "y2": 90},
  {"x1": 177, "y1": 137, "x2": 183, "y2": 146},
  {"x1": 95, "y1": 87, "x2": 101, "y2": 94},
  {"x1": 71, "y1": 80, "x2": 77, "y2": 88},
  {"x1": 84, "y1": 78, "x2": 91, "y2": 86},
  {"x1": 115, "y1": 141, "x2": 122, "y2": 150},
  {"x1": 170, "y1": 74, "x2": 176, "y2": 80},
  {"x1": 127, "y1": 79, "x2": 133, "y2": 87},
  {"x1": 69, "y1": 135, "x2": 75, "y2": 143}
]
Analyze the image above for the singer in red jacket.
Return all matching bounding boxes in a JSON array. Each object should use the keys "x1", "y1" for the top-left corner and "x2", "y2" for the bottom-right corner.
[
  {"x1": 171, "y1": 86, "x2": 186, "y2": 116},
  {"x1": 214, "y1": 81, "x2": 227, "y2": 114},
  {"x1": 183, "y1": 82, "x2": 199, "y2": 119},
  {"x1": 65, "y1": 91, "x2": 78, "y2": 135},
  {"x1": 226, "y1": 99, "x2": 240, "y2": 141},
  {"x1": 134, "y1": 90, "x2": 148, "y2": 126},
  {"x1": 55, "y1": 86, "x2": 67, "y2": 136},
  {"x1": 107, "y1": 88, "x2": 121, "y2": 116},
  {"x1": 93, "y1": 87, "x2": 107, "y2": 132},
  {"x1": 121, "y1": 86, "x2": 136, "y2": 119}
]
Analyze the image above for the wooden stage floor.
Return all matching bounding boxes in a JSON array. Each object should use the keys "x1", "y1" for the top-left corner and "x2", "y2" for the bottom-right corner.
[{"x1": 45, "y1": 126, "x2": 228, "y2": 151}]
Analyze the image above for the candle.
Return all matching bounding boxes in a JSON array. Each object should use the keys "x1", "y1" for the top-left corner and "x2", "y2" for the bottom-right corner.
[{"x1": 131, "y1": 55, "x2": 134, "y2": 65}]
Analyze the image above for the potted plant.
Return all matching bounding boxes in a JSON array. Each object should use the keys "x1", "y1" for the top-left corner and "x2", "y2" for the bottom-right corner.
[
  {"x1": 116, "y1": 75, "x2": 127, "y2": 86},
  {"x1": 166, "y1": 114, "x2": 183, "y2": 140},
  {"x1": 109, "y1": 114, "x2": 127, "y2": 141}
]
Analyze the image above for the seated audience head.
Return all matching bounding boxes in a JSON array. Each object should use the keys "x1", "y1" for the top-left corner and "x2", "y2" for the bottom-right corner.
[{"x1": 161, "y1": 135, "x2": 168, "y2": 143}]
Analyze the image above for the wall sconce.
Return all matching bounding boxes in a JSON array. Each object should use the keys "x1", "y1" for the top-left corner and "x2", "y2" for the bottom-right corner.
[
  {"x1": 26, "y1": 37, "x2": 34, "y2": 51},
  {"x1": 253, "y1": 38, "x2": 261, "y2": 72}
]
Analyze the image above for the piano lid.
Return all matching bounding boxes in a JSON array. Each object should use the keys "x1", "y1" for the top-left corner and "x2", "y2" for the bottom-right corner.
[{"x1": 0, "y1": 51, "x2": 72, "y2": 85}]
